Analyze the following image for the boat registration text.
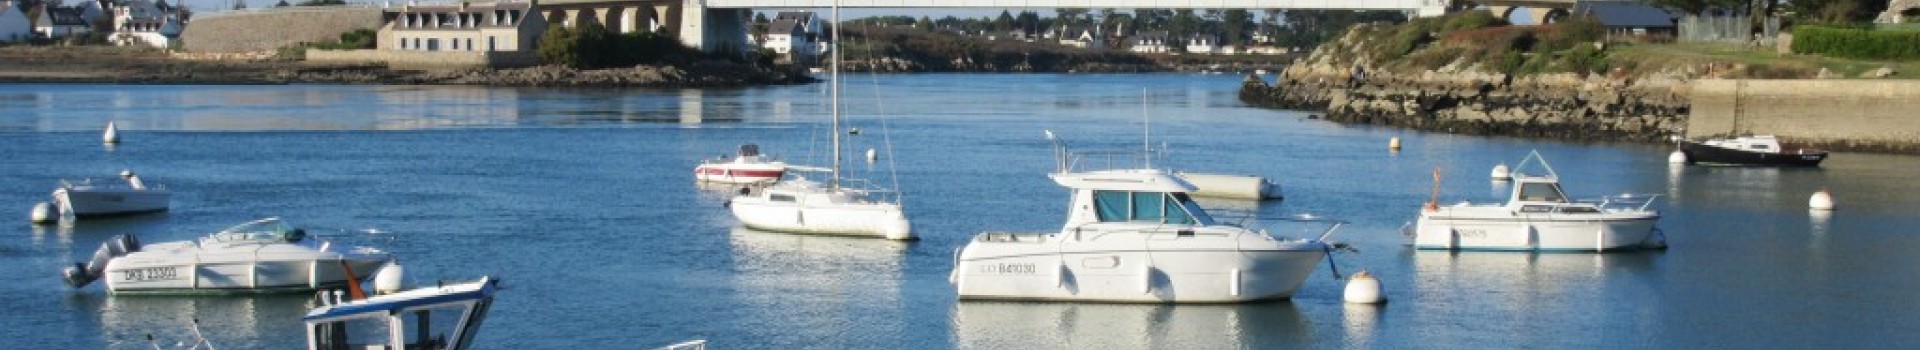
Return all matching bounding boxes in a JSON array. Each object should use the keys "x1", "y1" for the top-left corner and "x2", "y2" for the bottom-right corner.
[
  {"x1": 978, "y1": 263, "x2": 1037, "y2": 275},
  {"x1": 121, "y1": 267, "x2": 181, "y2": 282}
]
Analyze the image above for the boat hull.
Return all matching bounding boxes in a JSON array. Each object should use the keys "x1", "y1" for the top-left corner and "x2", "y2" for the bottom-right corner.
[
  {"x1": 1414, "y1": 213, "x2": 1661, "y2": 251},
  {"x1": 730, "y1": 199, "x2": 912, "y2": 240},
  {"x1": 955, "y1": 233, "x2": 1327, "y2": 303},
  {"x1": 694, "y1": 164, "x2": 785, "y2": 184},
  {"x1": 103, "y1": 257, "x2": 388, "y2": 295},
  {"x1": 1680, "y1": 141, "x2": 1826, "y2": 166},
  {"x1": 54, "y1": 187, "x2": 170, "y2": 218}
]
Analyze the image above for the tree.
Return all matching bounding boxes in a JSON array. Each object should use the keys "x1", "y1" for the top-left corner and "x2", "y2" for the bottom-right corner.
[
  {"x1": 1057, "y1": 8, "x2": 1089, "y2": 26},
  {"x1": 1222, "y1": 9, "x2": 1251, "y2": 46},
  {"x1": 538, "y1": 25, "x2": 581, "y2": 67},
  {"x1": 232, "y1": 0, "x2": 247, "y2": 10},
  {"x1": 275, "y1": 0, "x2": 290, "y2": 7},
  {"x1": 295, "y1": 0, "x2": 345, "y2": 6}
]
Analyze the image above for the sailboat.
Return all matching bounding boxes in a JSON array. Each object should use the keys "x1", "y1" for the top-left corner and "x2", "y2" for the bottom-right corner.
[{"x1": 726, "y1": 4, "x2": 912, "y2": 240}]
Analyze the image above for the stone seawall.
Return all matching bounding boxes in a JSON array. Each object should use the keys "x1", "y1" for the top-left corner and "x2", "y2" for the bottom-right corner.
[
  {"x1": 306, "y1": 49, "x2": 538, "y2": 69},
  {"x1": 180, "y1": 7, "x2": 385, "y2": 53},
  {"x1": 1242, "y1": 67, "x2": 1691, "y2": 142},
  {"x1": 1688, "y1": 79, "x2": 1920, "y2": 153}
]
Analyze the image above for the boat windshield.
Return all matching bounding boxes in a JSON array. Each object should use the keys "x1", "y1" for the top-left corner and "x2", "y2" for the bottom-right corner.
[
  {"x1": 208, "y1": 219, "x2": 302, "y2": 243},
  {"x1": 1516, "y1": 182, "x2": 1568, "y2": 203},
  {"x1": 1092, "y1": 190, "x2": 1213, "y2": 225}
]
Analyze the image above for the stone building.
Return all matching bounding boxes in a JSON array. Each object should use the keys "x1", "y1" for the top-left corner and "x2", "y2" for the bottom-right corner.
[{"x1": 385, "y1": 0, "x2": 546, "y2": 54}]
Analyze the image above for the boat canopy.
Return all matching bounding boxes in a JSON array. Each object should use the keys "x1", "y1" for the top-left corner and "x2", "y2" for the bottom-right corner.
[
  {"x1": 1050, "y1": 169, "x2": 1197, "y2": 193},
  {"x1": 1091, "y1": 190, "x2": 1214, "y2": 226},
  {"x1": 305, "y1": 277, "x2": 499, "y2": 350},
  {"x1": 739, "y1": 143, "x2": 762, "y2": 157}
]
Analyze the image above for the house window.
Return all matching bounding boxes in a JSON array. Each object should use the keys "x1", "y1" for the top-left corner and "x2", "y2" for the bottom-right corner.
[
  {"x1": 428, "y1": 38, "x2": 439, "y2": 51},
  {"x1": 487, "y1": 36, "x2": 496, "y2": 51},
  {"x1": 466, "y1": 38, "x2": 473, "y2": 51},
  {"x1": 451, "y1": 39, "x2": 459, "y2": 50}
]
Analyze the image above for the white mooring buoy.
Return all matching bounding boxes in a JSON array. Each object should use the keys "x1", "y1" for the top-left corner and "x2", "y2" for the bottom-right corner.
[
  {"x1": 1344, "y1": 271, "x2": 1385, "y2": 304},
  {"x1": 1388, "y1": 137, "x2": 1402, "y2": 151},
  {"x1": 865, "y1": 148, "x2": 878, "y2": 162},
  {"x1": 30, "y1": 202, "x2": 56, "y2": 224},
  {"x1": 103, "y1": 121, "x2": 119, "y2": 144},
  {"x1": 1667, "y1": 150, "x2": 1687, "y2": 164},
  {"x1": 373, "y1": 261, "x2": 405, "y2": 295},
  {"x1": 1809, "y1": 188, "x2": 1836, "y2": 211},
  {"x1": 1490, "y1": 163, "x2": 1512, "y2": 181}
]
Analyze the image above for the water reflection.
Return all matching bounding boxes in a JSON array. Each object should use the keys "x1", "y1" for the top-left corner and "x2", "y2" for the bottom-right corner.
[
  {"x1": 1411, "y1": 251, "x2": 1657, "y2": 320},
  {"x1": 1341, "y1": 303, "x2": 1384, "y2": 348},
  {"x1": 90, "y1": 294, "x2": 311, "y2": 349},
  {"x1": 952, "y1": 301, "x2": 1310, "y2": 349},
  {"x1": 726, "y1": 227, "x2": 908, "y2": 347}
]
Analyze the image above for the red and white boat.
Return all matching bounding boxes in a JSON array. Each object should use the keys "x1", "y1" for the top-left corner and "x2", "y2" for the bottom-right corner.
[{"x1": 695, "y1": 144, "x2": 787, "y2": 184}]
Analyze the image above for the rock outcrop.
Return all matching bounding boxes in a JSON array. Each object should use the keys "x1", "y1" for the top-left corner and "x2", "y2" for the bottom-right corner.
[{"x1": 1240, "y1": 25, "x2": 1691, "y2": 142}]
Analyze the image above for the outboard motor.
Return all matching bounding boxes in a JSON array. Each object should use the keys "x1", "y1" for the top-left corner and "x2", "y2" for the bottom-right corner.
[{"x1": 62, "y1": 234, "x2": 141, "y2": 288}]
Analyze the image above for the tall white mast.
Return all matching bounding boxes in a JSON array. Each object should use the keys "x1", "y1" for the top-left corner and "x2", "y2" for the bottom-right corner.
[
  {"x1": 829, "y1": 1, "x2": 842, "y2": 189},
  {"x1": 1142, "y1": 89, "x2": 1151, "y2": 169}
]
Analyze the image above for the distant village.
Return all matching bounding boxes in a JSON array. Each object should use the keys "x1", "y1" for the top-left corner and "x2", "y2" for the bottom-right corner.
[
  {"x1": 0, "y1": 0, "x2": 188, "y2": 47},
  {"x1": 747, "y1": 10, "x2": 1301, "y2": 64}
]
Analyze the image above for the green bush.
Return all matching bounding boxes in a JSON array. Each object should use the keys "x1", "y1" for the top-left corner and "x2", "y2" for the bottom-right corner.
[
  {"x1": 1791, "y1": 25, "x2": 1920, "y2": 60},
  {"x1": 310, "y1": 28, "x2": 376, "y2": 50},
  {"x1": 539, "y1": 22, "x2": 703, "y2": 68}
]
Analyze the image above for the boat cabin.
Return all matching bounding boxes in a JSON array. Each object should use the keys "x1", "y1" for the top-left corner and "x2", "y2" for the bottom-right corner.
[
  {"x1": 203, "y1": 218, "x2": 306, "y2": 245},
  {"x1": 1703, "y1": 135, "x2": 1782, "y2": 153},
  {"x1": 304, "y1": 277, "x2": 499, "y2": 350},
  {"x1": 1503, "y1": 176, "x2": 1605, "y2": 214},
  {"x1": 1053, "y1": 170, "x2": 1217, "y2": 229}
]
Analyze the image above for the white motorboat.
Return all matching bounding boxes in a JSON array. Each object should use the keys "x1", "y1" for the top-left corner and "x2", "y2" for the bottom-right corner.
[
  {"x1": 695, "y1": 143, "x2": 788, "y2": 184},
  {"x1": 951, "y1": 132, "x2": 1340, "y2": 303},
  {"x1": 61, "y1": 218, "x2": 392, "y2": 295},
  {"x1": 727, "y1": 4, "x2": 913, "y2": 240},
  {"x1": 51, "y1": 170, "x2": 170, "y2": 219},
  {"x1": 1411, "y1": 151, "x2": 1664, "y2": 251},
  {"x1": 305, "y1": 276, "x2": 500, "y2": 350}
]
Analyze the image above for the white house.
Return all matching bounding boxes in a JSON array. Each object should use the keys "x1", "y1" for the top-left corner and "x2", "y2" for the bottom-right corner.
[
  {"x1": 1057, "y1": 24, "x2": 1104, "y2": 49},
  {"x1": 108, "y1": 0, "x2": 185, "y2": 48},
  {"x1": 0, "y1": 1, "x2": 32, "y2": 42},
  {"x1": 34, "y1": 6, "x2": 92, "y2": 38},
  {"x1": 1126, "y1": 30, "x2": 1171, "y2": 53},
  {"x1": 759, "y1": 11, "x2": 819, "y2": 62},
  {"x1": 1185, "y1": 34, "x2": 1221, "y2": 54}
]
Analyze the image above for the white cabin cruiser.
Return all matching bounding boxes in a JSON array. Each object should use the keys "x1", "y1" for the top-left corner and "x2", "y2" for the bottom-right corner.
[
  {"x1": 51, "y1": 170, "x2": 170, "y2": 219},
  {"x1": 695, "y1": 143, "x2": 788, "y2": 184},
  {"x1": 951, "y1": 133, "x2": 1339, "y2": 303},
  {"x1": 61, "y1": 218, "x2": 392, "y2": 295},
  {"x1": 305, "y1": 276, "x2": 500, "y2": 350},
  {"x1": 1412, "y1": 151, "x2": 1664, "y2": 251},
  {"x1": 726, "y1": 5, "x2": 913, "y2": 241}
]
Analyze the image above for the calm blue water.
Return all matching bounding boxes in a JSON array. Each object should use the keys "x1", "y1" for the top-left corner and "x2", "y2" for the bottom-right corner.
[{"x1": 4, "y1": 75, "x2": 1920, "y2": 349}]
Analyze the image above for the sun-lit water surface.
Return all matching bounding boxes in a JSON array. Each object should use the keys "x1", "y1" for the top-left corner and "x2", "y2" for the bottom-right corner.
[{"x1": 3, "y1": 75, "x2": 1920, "y2": 349}]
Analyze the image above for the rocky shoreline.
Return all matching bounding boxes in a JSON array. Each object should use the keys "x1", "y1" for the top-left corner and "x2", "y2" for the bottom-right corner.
[
  {"x1": 1241, "y1": 66, "x2": 1691, "y2": 143},
  {"x1": 0, "y1": 47, "x2": 815, "y2": 87}
]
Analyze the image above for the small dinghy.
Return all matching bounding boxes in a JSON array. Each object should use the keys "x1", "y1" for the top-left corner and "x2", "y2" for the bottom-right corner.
[
  {"x1": 62, "y1": 217, "x2": 392, "y2": 295},
  {"x1": 52, "y1": 170, "x2": 170, "y2": 219}
]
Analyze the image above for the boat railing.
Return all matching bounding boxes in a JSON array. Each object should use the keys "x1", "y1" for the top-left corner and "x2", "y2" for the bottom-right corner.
[
  {"x1": 1211, "y1": 211, "x2": 1349, "y2": 242},
  {"x1": 1061, "y1": 149, "x2": 1164, "y2": 173},
  {"x1": 1580, "y1": 193, "x2": 1662, "y2": 212},
  {"x1": 833, "y1": 178, "x2": 903, "y2": 203}
]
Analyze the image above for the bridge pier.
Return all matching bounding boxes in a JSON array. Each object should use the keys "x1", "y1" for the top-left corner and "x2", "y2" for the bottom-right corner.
[{"x1": 677, "y1": 0, "x2": 750, "y2": 55}]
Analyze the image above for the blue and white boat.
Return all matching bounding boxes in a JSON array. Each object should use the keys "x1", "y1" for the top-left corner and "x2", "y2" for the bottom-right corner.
[{"x1": 303, "y1": 276, "x2": 501, "y2": 350}]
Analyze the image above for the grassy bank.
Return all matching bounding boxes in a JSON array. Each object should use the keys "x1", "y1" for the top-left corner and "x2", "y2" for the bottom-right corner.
[{"x1": 1609, "y1": 42, "x2": 1920, "y2": 79}]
